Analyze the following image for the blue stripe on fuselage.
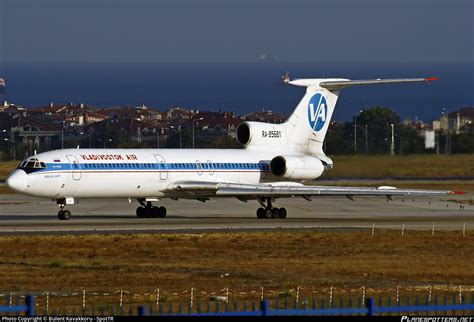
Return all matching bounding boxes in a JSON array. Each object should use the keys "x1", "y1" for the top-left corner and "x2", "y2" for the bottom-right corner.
[{"x1": 28, "y1": 162, "x2": 271, "y2": 174}]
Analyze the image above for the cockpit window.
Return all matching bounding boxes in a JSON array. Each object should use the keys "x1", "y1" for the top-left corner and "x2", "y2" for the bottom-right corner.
[{"x1": 17, "y1": 158, "x2": 47, "y2": 173}]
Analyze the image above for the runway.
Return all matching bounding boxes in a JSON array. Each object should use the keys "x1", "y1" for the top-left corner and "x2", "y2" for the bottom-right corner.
[{"x1": 0, "y1": 191, "x2": 472, "y2": 234}]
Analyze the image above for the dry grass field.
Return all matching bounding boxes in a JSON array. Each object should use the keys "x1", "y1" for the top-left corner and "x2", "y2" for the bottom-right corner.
[
  {"x1": 324, "y1": 154, "x2": 474, "y2": 178},
  {"x1": 1, "y1": 231, "x2": 472, "y2": 296},
  {"x1": 0, "y1": 161, "x2": 17, "y2": 179}
]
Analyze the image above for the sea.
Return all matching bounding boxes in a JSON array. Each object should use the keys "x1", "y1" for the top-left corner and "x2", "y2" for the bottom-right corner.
[{"x1": 0, "y1": 62, "x2": 472, "y2": 122}]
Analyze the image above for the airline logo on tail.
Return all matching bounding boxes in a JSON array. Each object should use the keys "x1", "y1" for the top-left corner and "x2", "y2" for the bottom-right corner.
[{"x1": 308, "y1": 93, "x2": 327, "y2": 131}]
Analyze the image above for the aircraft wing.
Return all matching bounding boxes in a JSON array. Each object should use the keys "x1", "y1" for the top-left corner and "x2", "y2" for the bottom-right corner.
[{"x1": 169, "y1": 181, "x2": 462, "y2": 198}]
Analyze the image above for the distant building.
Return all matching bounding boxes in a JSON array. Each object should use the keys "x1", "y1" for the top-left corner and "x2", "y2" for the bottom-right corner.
[
  {"x1": 166, "y1": 106, "x2": 193, "y2": 121},
  {"x1": 449, "y1": 107, "x2": 473, "y2": 134},
  {"x1": 240, "y1": 109, "x2": 287, "y2": 124},
  {"x1": 135, "y1": 104, "x2": 163, "y2": 121},
  {"x1": 96, "y1": 106, "x2": 141, "y2": 121},
  {"x1": 433, "y1": 107, "x2": 473, "y2": 133},
  {"x1": 191, "y1": 111, "x2": 240, "y2": 138},
  {"x1": 0, "y1": 112, "x2": 61, "y2": 155},
  {"x1": 28, "y1": 102, "x2": 108, "y2": 126}
]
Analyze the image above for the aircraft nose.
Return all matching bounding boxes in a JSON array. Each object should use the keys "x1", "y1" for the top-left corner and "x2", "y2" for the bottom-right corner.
[{"x1": 6, "y1": 170, "x2": 28, "y2": 192}]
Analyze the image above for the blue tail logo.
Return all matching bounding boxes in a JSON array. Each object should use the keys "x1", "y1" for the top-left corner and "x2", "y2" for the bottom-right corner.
[{"x1": 308, "y1": 93, "x2": 327, "y2": 131}]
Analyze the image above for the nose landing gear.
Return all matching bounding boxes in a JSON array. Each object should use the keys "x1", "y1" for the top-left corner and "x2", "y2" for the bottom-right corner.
[
  {"x1": 56, "y1": 198, "x2": 72, "y2": 220},
  {"x1": 136, "y1": 200, "x2": 167, "y2": 218},
  {"x1": 256, "y1": 198, "x2": 287, "y2": 219}
]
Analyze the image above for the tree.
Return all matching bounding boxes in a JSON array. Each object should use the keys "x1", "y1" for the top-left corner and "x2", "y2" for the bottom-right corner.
[
  {"x1": 397, "y1": 125, "x2": 424, "y2": 154},
  {"x1": 355, "y1": 106, "x2": 400, "y2": 154},
  {"x1": 452, "y1": 124, "x2": 474, "y2": 153},
  {"x1": 325, "y1": 122, "x2": 354, "y2": 155},
  {"x1": 203, "y1": 135, "x2": 242, "y2": 149}
]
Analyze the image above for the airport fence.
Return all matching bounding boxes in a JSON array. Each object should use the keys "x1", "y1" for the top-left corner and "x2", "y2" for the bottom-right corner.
[
  {"x1": 1, "y1": 286, "x2": 474, "y2": 316},
  {"x1": 1, "y1": 295, "x2": 474, "y2": 316},
  {"x1": 0, "y1": 295, "x2": 35, "y2": 316},
  {"x1": 140, "y1": 298, "x2": 474, "y2": 316}
]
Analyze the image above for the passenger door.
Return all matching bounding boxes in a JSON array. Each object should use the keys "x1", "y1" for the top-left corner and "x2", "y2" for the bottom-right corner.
[
  {"x1": 207, "y1": 160, "x2": 214, "y2": 175},
  {"x1": 66, "y1": 155, "x2": 81, "y2": 180},
  {"x1": 196, "y1": 160, "x2": 203, "y2": 176},
  {"x1": 154, "y1": 154, "x2": 168, "y2": 180}
]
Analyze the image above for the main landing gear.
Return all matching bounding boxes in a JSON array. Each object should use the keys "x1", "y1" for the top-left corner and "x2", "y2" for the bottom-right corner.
[
  {"x1": 56, "y1": 198, "x2": 71, "y2": 220},
  {"x1": 136, "y1": 200, "x2": 167, "y2": 218},
  {"x1": 256, "y1": 197, "x2": 287, "y2": 219}
]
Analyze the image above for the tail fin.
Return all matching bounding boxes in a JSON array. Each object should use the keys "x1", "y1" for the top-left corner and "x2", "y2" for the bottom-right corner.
[{"x1": 284, "y1": 77, "x2": 438, "y2": 156}]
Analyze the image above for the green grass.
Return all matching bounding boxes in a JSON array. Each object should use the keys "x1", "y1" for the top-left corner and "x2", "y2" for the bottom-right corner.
[{"x1": 49, "y1": 260, "x2": 65, "y2": 268}]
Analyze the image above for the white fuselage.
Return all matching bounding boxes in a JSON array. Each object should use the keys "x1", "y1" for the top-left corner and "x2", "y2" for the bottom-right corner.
[{"x1": 9, "y1": 148, "x2": 291, "y2": 199}]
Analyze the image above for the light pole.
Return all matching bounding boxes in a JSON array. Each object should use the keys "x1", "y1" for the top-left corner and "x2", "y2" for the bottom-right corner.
[
  {"x1": 157, "y1": 129, "x2": 160, "y2": 149},
  {"x1": 10, "y1": 127, "x2": 15, "y2": 160},
  {"x1": 354, "y1": 115, "x2": 357, "y2": 151},
  {"x1": 390, "y1": 123, "x2": 395, "y2": 156},
  {"x1": 170, "y1": 126, "x2": 182, "y2": 148},
  {"x1": 192, "y1": 117, "x2": 203, "y2": 149},
  {"x1": 3, "y1": 136, "x2": 15, "y2": 161},
  {"x1": 101, "y1": 138, "x2": 112, "y2": 148},
  {"x1": 365, "y1": 124, "x2": 368, "y2": 154},
  {"x1": 80, "y1": 132, "x2": 91, "y2": 148},
  {"x1": 152, "y1": 127, "x2": 160, "y2": 148},
  {"x1": 3, "y1": 138, "x2": 10, "y2": 161},
  {"x1": 137, "y1": 127, "x2": 148, "y2": 144},
  {"x1": 353, "y1": 110, "x2": 363, "y2": 152},
  {"x1": 61, "y1": 121, "x2": 66, "y2": 149},
  {"x1": 354, "y1": 124, "x2": 369, "y2": 154}
]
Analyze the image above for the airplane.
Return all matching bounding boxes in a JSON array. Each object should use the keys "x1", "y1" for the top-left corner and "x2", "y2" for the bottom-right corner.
[{"x1": 5, "y1": 76, "x2": 463, "y2": 220}]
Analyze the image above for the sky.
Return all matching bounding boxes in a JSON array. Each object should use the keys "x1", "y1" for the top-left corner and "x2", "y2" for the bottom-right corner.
[{"x1": 0, "y1": 0, "x2": 473, "y2": 63}]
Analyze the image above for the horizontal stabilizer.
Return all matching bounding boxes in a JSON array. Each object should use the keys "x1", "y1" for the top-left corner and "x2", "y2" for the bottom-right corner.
[
  {"x1": 320, "y1": 77, "x2": 439, "y2": 90},
  {"x1": 287, "y1": 77, "x2": 439, "y2": 90}
]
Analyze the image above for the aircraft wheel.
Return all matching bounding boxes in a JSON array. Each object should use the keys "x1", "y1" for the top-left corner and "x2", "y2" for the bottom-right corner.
[
  {"x1": 62, "y1": 210, "x2": 71, "y2": 220},
  {"x1": 278, "y1": 208, "x2": 287, "y2": 219},
  {"x1": 263, "y1": 208, "x2": 272, "y2": 219},
  {"x1": 158, "y1": 206, "x2": 167, "y2": 218},
  {"x1": 136, "y1": 207, "x2": 145, "y2": 218},
  {"x1": 151, "y1": 206, "x2": 160, "y2": 218},
  {"x1": 271, "y1": 208, "x2": 280, "y2": 218},
  {"x1": 256, "y1": 207, "x2": 265, "y2": 219},
  {"x1": 58, "y1": 210, "x2": 71, "y2": 220},
  {"x1": 144, "y1": 207, "x2": 153, "y2": 218}
]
